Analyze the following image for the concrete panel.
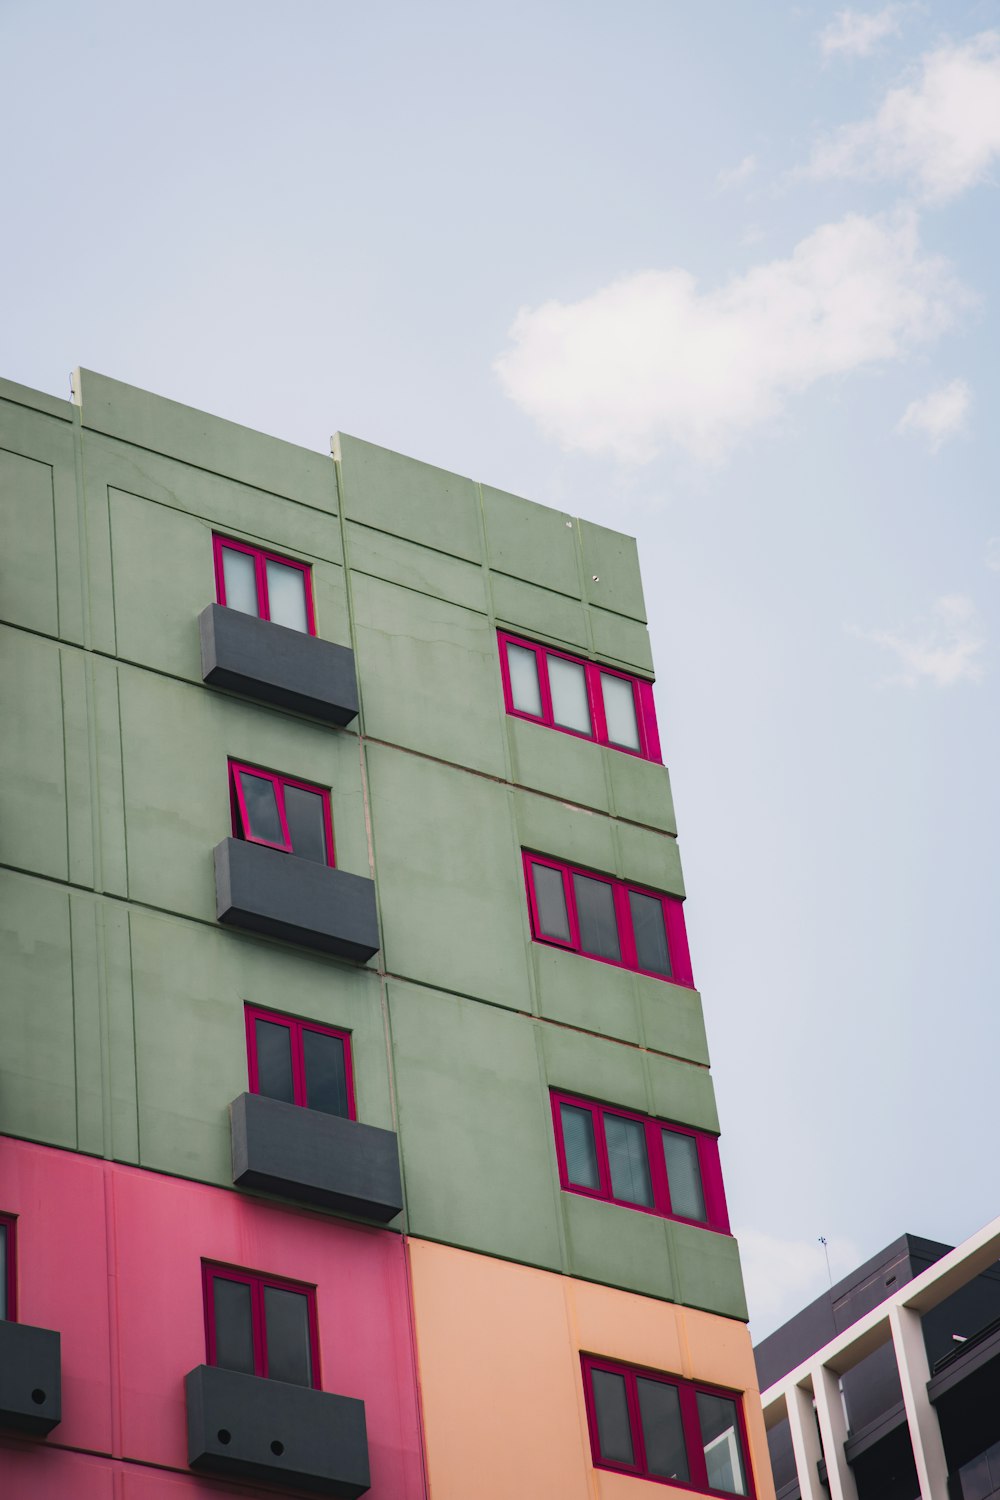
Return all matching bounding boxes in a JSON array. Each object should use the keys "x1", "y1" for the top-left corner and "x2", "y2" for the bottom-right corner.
[
  {"x1": 60, "y1": 647, "x2": 95, "y2": 889},
  {"x1": 90, "y1": 653, "x2": 129, "y2": 897},
  {"x1": 0, "y1": 374, "x2": 73, "y2": 421},
  {"x1": 346, "y1": 521, "x2": 487, "y2": 613},
  {"x1": 614, "y1": 818, "x2": 685, "y2": 897},
  {"x1": 215, "y1": 839, "x2": 379, "y2": 960},
  {"x1": 185, "y1": 1364, "x2": 370, "y2": 1497},
  {"x1": 608, "y1": 751, "x2": 677, "y2": 834},
  {"x1": 482, "y1": 483, "x2": 581, "y2": 597},
  {"x1": 671, "y1": 1219, "x2": 748, "y2": 1321},
  {"x1": 387, "y1": 980, "x2": 562, "y2": 1269},
  {"x1": 0, "y1": 871, "x2": 76, "y2": 1150},
  {"x1": 201, "y1": 603, "x2": 359, "y2": 726},
  {"x1": 0, "y1": 625, "x2": 67, "y2": 881},
  {"x1": 334, "y1": 432, "x2": 482, "y2": 562},
  {"x1": 0, "y1": 446, "x2": 58, "y2": 635},
  {"x1": 0, "y1": 1320, "x2": 61, "y2": 1434},
  {"x1": 560, "y1": 1190, "x2": 676, "y2": 1301},
  {"x1": 638, "y1": 977, "x2": 710, "y2": 1066},
  {"x1": 646, "y1": 1052, "x2": 719, "y2": 1134},
  {"x1": 117, "y1": 666, "x2": 367, "y2": 923},
  {"x1": 350, "y1": 572, "x2": 504, "y2": 777},
  {"x1": 366, "y1": 746, "x2": 531, "y2": 1011},
  {"x1": 130, "y1": 907, "x2": 390, "y2": 1189},
  {"x1": 591, "y1": 605, "x2": 655, "y2": 673},
  {"x1": 231, "y1": 1090, "x2": 403, "y2": 1222},
  {"x1": 109, "y1": 488, "x2": 213, "y2": 679},
  {"x1": 580, "y1": 518, "x2": 646, "y2": 622},
  {"x1": 531, "y1": 942, "x2": 642, "y2": 1046},
  {"x1": 505, "y1": 713, "x2": 611, "y2": 816},
  {"x1": 490, "y1": 571, "x2": 590, "y2": 654},
  {"x1": 514, "y1": 785, "x2": 617, "y2": 876},
  {"x1": 539, "y1": 1022, "x2": 648, "y2": 1115},
  {"x1": 75, "y1": 368, "x2": 335, "y2": 509}
]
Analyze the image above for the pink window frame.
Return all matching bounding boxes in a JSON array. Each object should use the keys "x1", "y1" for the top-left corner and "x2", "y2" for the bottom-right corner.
[
  {"x1": 228, "y1": 760, "x2": 335, "y2": 867},
  {"x1": 213, "y1": 533, "x2": 317, "y2": 636},
  {"x1": 550, "y1": 1091, "x2": 730, "y2": 1234},
  {"x1": 522, "y1": 850, "x2": 693, "y2": 987},
  {"x1": 244, "y1": 1004, "x2": 357, "y2": 1120},
  {"x1": 581, "y1": 1354, "x2": 757, "y2": 1498},
  {"x1": 497, "y1": 630, "x2": 661, "y2": 762},
  {"x1": 202, "y1": 1261, "x2": 322, "y2": 1389},
  {"x1": 0, "y1": 1213, "x2": 16, "y2": 1322}
]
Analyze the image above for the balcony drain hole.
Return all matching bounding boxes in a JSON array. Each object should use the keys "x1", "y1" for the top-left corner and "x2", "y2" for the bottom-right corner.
[
  {"x1": 31, "y1": 1389, "x2": 46, "y2": 1405},
  {"x1": 217, "y1": 1429, "x2": 232, "y2": 1445},
  {"x1": 271, "y1": 1440, "x2": 285, "y2": 1456}
]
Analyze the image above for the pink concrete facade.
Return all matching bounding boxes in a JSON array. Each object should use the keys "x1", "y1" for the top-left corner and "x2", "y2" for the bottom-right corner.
[{"x1": 0, "y1": 1137, "x2": 427, "y2": 1499}]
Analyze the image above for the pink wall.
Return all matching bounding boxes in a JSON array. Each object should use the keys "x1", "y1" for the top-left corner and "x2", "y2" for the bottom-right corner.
[{"x1": 0, "y1": 1138, "x2": 426, "y2": 1499}]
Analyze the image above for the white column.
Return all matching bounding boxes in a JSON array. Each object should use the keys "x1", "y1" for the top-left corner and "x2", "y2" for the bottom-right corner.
[
  {"x1": 812, "y1": 1364, "x2": 859, "y2": 1500},
  {"x1": 786, "y1": 1382, "x2": 827, "y2": 1500},
  {"x1": 890, "y1": 1303, "x2": 950, "y2": 1500}
]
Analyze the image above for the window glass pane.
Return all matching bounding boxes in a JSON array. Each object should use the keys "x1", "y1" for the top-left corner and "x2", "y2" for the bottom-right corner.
[
  {"x1": 0, "y1": 1224, "x2": 6, "y2": 1321},
  {"x1": 605, "y1": 1114, "x2": 653, "y2": 1207},
  {"x1": 213, "y1": 1277, "x2": 255, "y2": 1375},
  {"x1": 283, "y1": 784, "x2": 328, "y2": 864},
  {"x1": 506, "y1": 642, "x2": 543, "y2": 717},
  {"x1": 560, "y1": 1104, "x2": 600, "y2": 1190},
  {"x1": 629, "y1": 890, "x2": 671, "y2": 976},
  {"x1": 697, "y1": 1393, "x2": 747, "y2": 1496},
  {"x1": 662, "y1": 1130, "x2": 708, "y2": 1223},
  {"x1": 637, "y1": 1378, "x2": 689, "y2": 1482},
  {"x1": 254, "y1": 1019, "x2": 295, "y2": 1104},
  {"x1": 591, "y1": 1368, "x2": 634, "y2": 1465},
  {"x1": 573, "y1": 874, "x2": 620, "y2": 961},
  {"x1": 265, "y1": 559, "x2": 309, "y2": 633},
  {"x1": 237, "y1": 772, "x2": 284, "y2": 845},
  {"x1": 601, "y1": 672, "x2": 641, "y2": 750},
  {"x1": 532, "y1": 863, "x2": 571, "y2": 943},
  {"x1": 263, "y1": 1286, "x2": 312, "y2": 1387},
  {"x1": 548, "y1": 655, "x2": 592, "y2": 735},
  {"x1": 302, "y1": 1029, "x2": 349, "y2": 1118},
  {"x1": 222, "y1": 547, "x2": 259, "y2": 617}
]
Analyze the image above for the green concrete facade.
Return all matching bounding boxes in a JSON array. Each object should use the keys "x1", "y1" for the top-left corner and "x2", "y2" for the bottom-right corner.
[{"x1": 0, "y1": 368, "x2": 746, "y2": 1322}]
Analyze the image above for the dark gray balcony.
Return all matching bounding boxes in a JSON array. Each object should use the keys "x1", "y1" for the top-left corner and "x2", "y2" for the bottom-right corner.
[
  {"x1": 200, "y1": 603, "x2": 359, "y2": 726},
  {"x1": 186, "y1": 1363, "x2": 369, "y2": 1497},
  {"x1": 214, "y1": 838, "x2": 380, "y2": 961},
  {"x1": 0, "y1": 1320, "x2": 61, "y2": 1436},
  {"x1": 230, "y1": 1092, "x2": 403, "y2": 1223}
]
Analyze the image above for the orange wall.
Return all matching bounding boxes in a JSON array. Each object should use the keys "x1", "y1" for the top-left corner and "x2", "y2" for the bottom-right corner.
[{"x1": 407, "y1": 1238, "x2": 775, "y2": 1500}]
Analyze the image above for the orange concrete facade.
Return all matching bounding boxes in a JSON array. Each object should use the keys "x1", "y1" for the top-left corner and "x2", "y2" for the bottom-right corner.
[{"x1": 407, "y1": 1238, "x2": 776, "y2": 1500}]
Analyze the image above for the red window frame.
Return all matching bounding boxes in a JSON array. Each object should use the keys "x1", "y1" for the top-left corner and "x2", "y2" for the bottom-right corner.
[
  {"x1": 202, "y1": 1262, "x2": 321, "y2": 1389},
  {"x1": 245, "y1": 1004, "x2": 356, "y2": 1119},
  {"x1": 497, "y1": 631, "x2": 661, "y2": 761},
  {"x1": 523, "y1": 851, "x2": 693, "y2": 987},
  {"x1": 228, "y1": 760, "x2": 335, "y2": 866},
  {"x1": 213, "y1": 533, "x2": 317, "y2": 636},
  {"x1": 0, "y1": 1213, "x2": 16, "y2": 1322},
  {"x1": 581, "y1": 1354, "x2": 756, "y2": 1497},
  {"x1": 550, "y1": 1092, "x2": 730, "y2": 1233}
]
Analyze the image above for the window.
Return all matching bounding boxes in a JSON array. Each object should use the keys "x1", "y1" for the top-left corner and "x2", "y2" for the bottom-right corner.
[
  {"x1": 203, "y1": 1263, "x2": 320, "y2": 1389},
  {"x1": 229, "y1": 761, "x2": 334, "y2": 866},
  {"x1": 498, "y1": 632, "x2": 661, "y2": 761},
  {"x1": 245, "y1": 1006, "x2": 355, "y2": 1120},
  {"x1": 213, "y1": 534, "x2": 315, "y2": 636},
  {"x1": 0, "y1": 1214, "x2": 15, "y2": 1322},
  {"x1": 523, "y1": 852, "x2": 692, "y2": 986},
  {"x1": 582, "y1": 1356, "x2": 754, "y2": 1497},
  {"x1": 551, "y1": 1093, "x2": 729, "y2": 1232}
]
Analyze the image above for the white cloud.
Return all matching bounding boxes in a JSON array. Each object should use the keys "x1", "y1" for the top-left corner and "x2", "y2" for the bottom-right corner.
[
  {"x1": 821, "y1": 5, "x2": 909, "y2": 60},
  {"x1": 809, "y1": 32, "x2": 1000, "y2": 201},
  {"x1": 896, "y1": 377, "x2": 971, "y2": 450},
  {"x1": 737, "y1": 1228, "x2": 860, "y2": 1338},
  {"x1": 986, "y1": 537, "x2": 1000, "y2": 571},
  {"x1": 857, "y1": 594, "x2": 985, "y2": 686},
  {"x1": 494, "y1": 211, "x2": 966, "y2": 464},
  {"x1": 717, "y1": 154, "x2": 758, "y2": 190}
]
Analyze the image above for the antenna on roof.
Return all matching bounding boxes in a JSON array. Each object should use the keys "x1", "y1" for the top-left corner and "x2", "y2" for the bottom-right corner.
[{"x1": 819, "y1": 1236, "x2": 834, "y2": 1289}]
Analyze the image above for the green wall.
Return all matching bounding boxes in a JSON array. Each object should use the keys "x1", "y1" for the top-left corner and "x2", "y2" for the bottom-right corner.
[{"x1": 0, "y1": 369, "x2": 745, "y2": 1323}]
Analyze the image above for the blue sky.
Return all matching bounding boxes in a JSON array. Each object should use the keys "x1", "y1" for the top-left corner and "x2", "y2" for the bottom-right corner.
[{"x1": 3, "y1": 0, "x2": 999, "y2": 1336}]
